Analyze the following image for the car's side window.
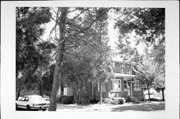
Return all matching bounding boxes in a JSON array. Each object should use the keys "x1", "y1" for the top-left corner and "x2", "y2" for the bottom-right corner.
[
  {"x1": 24, "y1": 97, "x2": 29, "y2": 101},
  {"x1": 20, "y1": 97, "x2": 25, "y2": 101}
]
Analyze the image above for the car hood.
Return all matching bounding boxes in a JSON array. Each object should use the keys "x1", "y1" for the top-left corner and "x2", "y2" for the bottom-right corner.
[{"x1": 32, "y1": 100, "x2": 47, "y2": 104}]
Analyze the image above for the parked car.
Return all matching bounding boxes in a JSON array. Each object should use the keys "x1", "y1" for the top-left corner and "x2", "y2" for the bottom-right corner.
[
  {"x1": 43, "y1": 97, "x2": 50, "y2": 105},
  {"x1": 16, "y1": 95, "x2": 49, "y2": 111}
]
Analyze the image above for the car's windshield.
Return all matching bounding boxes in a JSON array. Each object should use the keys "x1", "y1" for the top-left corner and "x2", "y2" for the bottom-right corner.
[{"x1": 19, "y1": 97, "x2": 29, "y2": 101}]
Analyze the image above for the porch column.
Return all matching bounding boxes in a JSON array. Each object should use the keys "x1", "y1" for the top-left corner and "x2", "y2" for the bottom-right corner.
[{"x1": 130, "y1": 82, "x2": 133, "y2": 96}]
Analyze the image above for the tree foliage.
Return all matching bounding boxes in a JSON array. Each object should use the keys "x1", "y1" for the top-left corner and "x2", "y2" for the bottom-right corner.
[
  {"x1": 114, "y1": 8, "x2": 165, "y2": 44},
  {"x1": 46, "y1": 7, "x2": 112, "y2": 110},
  {"x1": 16, "y1": 7, "x2": 54, "y2": 98}
]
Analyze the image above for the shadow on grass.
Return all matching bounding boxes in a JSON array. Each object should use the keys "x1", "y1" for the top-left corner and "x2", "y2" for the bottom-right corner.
[{"x1": 111, "y1": 102, "x2": 165, "y2": 112}]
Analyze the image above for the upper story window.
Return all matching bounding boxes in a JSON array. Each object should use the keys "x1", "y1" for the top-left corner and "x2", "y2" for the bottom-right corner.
[
  {"x1": 114, "y1": 62, "x2": 132, "y2": 74},
  {"x1": 118, "y1": 80, "x2": 121, "y2": 88}
]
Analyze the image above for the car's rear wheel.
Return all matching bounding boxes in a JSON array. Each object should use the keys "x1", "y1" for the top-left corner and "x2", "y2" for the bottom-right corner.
[
  {"x1": 42, "y1": 108, "x2": 46, "y2": 111},
  {"x1": 26, "y1": 105, "x2": 31, "y2": 110}
]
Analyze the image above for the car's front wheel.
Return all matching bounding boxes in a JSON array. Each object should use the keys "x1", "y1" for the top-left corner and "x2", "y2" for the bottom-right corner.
[
  {"x1": 42, "y1": 108, "x2": 46, "y2": 111},
  {"x1": 26, "y1": 105, "x2": 31, "y2": 110}
]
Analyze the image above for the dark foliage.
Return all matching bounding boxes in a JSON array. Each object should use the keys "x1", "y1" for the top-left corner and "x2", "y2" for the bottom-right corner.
[
  {"x1": 125, "y1": 96, "x2": 141, "y2": 104},
  {"x1": 59, "y1": 96, "x2": 74, "y2": 104}
]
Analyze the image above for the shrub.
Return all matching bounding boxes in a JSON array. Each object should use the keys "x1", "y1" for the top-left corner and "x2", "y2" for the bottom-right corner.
[
  {"x1": 80, "y1": 97, "x2": 90, "y2": 105},
  {"x1": 139, "y1": 97, "x2": 145, "y2": 102},
  {"x1": 90, "y1": 98, "x2": 99, "y2": 104},
  {"x1": 111, "y1": 97, "x2": 126, "y2": 105},
  {"x1": 102, "y1": 97, "x2": 125, "y2": 105},
  {"x1": 125, "y1": 96, "x2": 140, "y2": 104},
  {"x1": 59, "y1": 96, "x2": 74, "y2": 104},
  {"x1": 116, "y1": 98, "x2": 125, "y2": 104}
]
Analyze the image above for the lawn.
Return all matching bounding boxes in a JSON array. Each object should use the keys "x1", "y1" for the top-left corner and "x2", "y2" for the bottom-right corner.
[{"x1": 56, "y1": 101, "x2": 165, "y2": 112}]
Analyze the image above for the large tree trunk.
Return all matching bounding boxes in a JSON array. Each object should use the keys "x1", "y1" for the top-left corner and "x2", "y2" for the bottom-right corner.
[
  {"x1": 16, "y1": 81, "x2": 21, "y2": 100},
  {"x1": 16, "y1": 69, "x2": 28, "y2": 100},
  {"x1": 48, "y1": 8, "x2": 68, "y2": 111}
]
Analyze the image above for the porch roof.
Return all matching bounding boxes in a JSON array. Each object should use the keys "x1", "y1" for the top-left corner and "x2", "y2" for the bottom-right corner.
[{"x1": 113, "y1": 73, "x2": 136, "y2": 78}]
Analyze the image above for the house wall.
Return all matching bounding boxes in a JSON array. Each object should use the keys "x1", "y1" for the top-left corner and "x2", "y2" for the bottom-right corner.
[
  {"x1": 114, "y1": 62, "x2": 132, "y2": 75},
  {"x1": 57, "y1": 86, "x2": 73, "y2": 97},
  {"x1": 109, "y1": 78, "x2": 143, "y2": 99},
  {"x1": 64, "y1": 87, "x2": 73, "y2": 96}
]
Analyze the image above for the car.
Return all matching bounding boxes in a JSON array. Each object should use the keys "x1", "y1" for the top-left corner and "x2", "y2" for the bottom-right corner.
[
  {"x1": 16, "y1": 95, "x2": 49, "y2": 111},
  {"x1": 44, "y1": 97, "x2": 50, "y2": 105}
]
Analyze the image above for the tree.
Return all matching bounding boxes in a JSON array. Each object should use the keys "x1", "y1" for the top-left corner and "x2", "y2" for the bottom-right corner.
[
  {"x1": 48, "y1": 7, "x2": 111, "y2": 110},
  {"x1": 16, "y1": 7, "x2": 53, "y2": 99},
  {"x1": 133, "y1": 56, "x2": 161, "y2": 99},
  {"x1": 114, "y1": 8, "x2": 165, "y2": 100},
  {"x1": 114, "y1": 8, "x2": 165, "y2": 44},
  {"x1": 149, "y1": 40, "x2": 165, "y2": 101},
  {"x1": 48, "y1": 7, "x2": 68, "y2": 111}
]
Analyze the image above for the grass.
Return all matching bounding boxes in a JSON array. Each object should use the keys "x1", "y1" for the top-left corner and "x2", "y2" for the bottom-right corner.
[
  {"x1": 111, "y1": 102, "x2": 165, "y2": 112},
  {"x1": 56, "y1": 101, "x2": 165, "y2": 112}
]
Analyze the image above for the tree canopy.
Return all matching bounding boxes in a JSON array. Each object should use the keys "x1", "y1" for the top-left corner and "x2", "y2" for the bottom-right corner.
[{"x1": 16, "y1": 7, "x2": 55, "y2": 98}]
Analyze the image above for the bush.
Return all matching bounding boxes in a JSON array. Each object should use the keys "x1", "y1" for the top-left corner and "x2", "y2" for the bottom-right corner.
[
  {"x1": 112, "y1": 97, "x2": 126, "y2": 104},
  {"x1": 103, "y1": 98, "x2": 113, "y2": 104},
  {"x1": 59, "y1": 96, "x2": 74, "y2": 104},
  {"x1": 125, "y1": 96, "x2": 140, "y2": 104},
  {"x1": 90, "y1": 99, "x2": 99, "y2": 104},
  {"x1": 139, "y1": 97, "x2": 145, "y2": 102},
  {"x1": 80, "y1": 97, "x2": 90, "y2": 105},
  {"x1": 103, "y1": 97, "x2": 125, "y2": 105}
]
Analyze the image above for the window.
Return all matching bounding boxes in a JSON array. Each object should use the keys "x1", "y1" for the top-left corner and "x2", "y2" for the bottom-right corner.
[
  {"x1": 128, "y1": 82, "x2": 131, "y2": 87},
  {"x1": 118, "y1": 80, "x2": 121, "y2": 88},
  {"x1": 134, "y1": 80, "x2": 141, "y2": 91},
  {"x1": 20, "y1": 97, "x2": 29, "y2": 101}
]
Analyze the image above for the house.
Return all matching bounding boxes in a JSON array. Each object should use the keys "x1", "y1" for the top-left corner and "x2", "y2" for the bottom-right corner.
[
  {"x1": 57, "y1": 53, "x2": 144, "y2": 101},
  {"x1": 102, "y1": 59, "x2": 144, "y2": 99}
]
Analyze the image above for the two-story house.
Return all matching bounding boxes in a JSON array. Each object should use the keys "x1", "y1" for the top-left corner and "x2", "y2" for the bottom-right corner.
[
  {"x1": 57, "y1": 53, "x2": 144, "y2": 101},
  {"x1": 107, "y1": 59, "x2": 143, "y2": 99},
  {"x1": 99, "y1": 51, "x2": 143, "y2": 100}
]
